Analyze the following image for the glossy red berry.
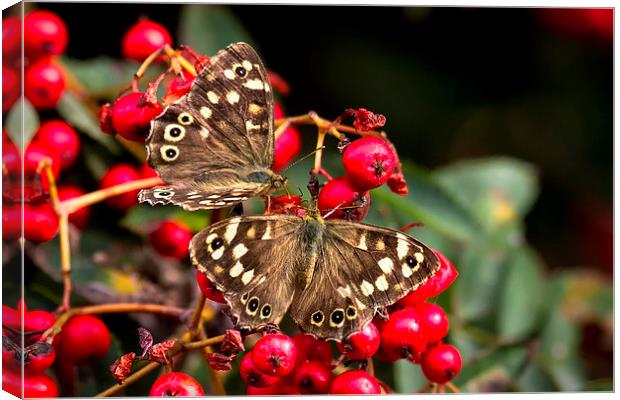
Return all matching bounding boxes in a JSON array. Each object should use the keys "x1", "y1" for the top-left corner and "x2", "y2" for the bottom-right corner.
[
  {"x1": 196, "y1": 270, "x2": 226, "y2": 304},
  {"x1": 2, "y1": 16, "x2": 21, "y2": 62},
  {"x1": 122, "y1": 19, "x2": 172, "y2": 63},
  {"x1": 420, "y1": 343, "x2": 462, "y2": 384},
  {"x1": 150, "y1": 220, "x2": 192, "y2": 260},
  {"x1": 139, "y1": 162, "x2": 159, "y2": 179},
  {"x1": 342, "y1": 137, "x2": 396, "y2": 191},
  {"x1": 397, "y1": 249, "x2": 458, "y2": 307},
  {"x1": 57, "y1": 185, "x2": 90, "y2": 229},
  {"x1": 318, "y1": 176, "x2": 370, "y2": 221},
  {"x1": 56, "y1": 315, "x2": 111, "y2": 365},
  {"x1": 273, "y1": 126, "x2": 302, "y2": 172},
  {"x1": 2, "y1": 205, "x2": 21, "y2": 240},
  {"x1": 414, "y1": 302, "x2": 449, "y2": 346},
  {"x1": 2, "y1": 369, "x2": 59, "y2": 398},
  {"x1": 24, "y1": 58, "x2": 65, "y2": 109},
  {"x1": 149, "y1": 372, "x2": 205, "y2": 397},
  {"x1": 24, "y1": 342, "x2": 56, "y2": 374},
  {"x1": 24, "y1": 10, "x2": 68, "y2": 61},
  {"x1": 24, "y1": 309, "x2": 56, "y2": 336},
  {"x1": 24, "y1": 141, "x2": 61, "y2": 190},
  {"x1": 329, "y1": 370, "x2": 380, "y2": 394},
  {"x1": 246, "y1": 384, "x2": 282, "y2": 395},
  {"x1": 163, "y1": 71, "x2": 195, "y2": 105},
  {"x1": 252, "y1": 333, "x2": 297, "y2": 377},
  {"x1": 24, "y1": 203, "x2": 59, "y2": 243},
  {"x1": 3, "y1": 66, "x2": 20, "y2": 112},
  {"x1": 33, "y1": 120, "x2": 80, "y2": 170},
  {"x1": 294, "y1": 360, "x2": 333, "y2": 394},
  {"x1": 109, "y1": 92, "x2": 163, "y2": 142},
  {"x1": 380, "y1": 307, "x2": 427, "y2": 362},
  {"x1": 292, "y1": 333, "x2": 333, "y2": 367},
  {"x1": 266, "y1": 194, "x2": 305, "y2": 217},
  {"x1": 337, "y1": 322, "x2": 380, "y2": 360},
  {"x1": 240, "y1": 351, "x2": 281, "y2": 388},
  {"x1": 99, "y1": 164, "x2": 142, "y2": 211}
]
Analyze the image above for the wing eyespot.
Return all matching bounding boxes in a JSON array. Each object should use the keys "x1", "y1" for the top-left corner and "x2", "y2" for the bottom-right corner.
[
  {"x1": 177, "y1": 113, "x2": 194, "y2": 125},
  {"x1": 311, "y1": 311, "x2": 324, "y2": 327},
  {"x1": 329, "y1": 309, "x2": 345, "y2": 328},
  {"x1": 240, "y1": 293, "x2": 249, "y2": 304},
  {"x1": 246, "y1": 297, "x2": 260, "y2": 316},
  {"x1": 260, "y1": 304, "x2": 272, "y2": 319},
  {"x1": 160, "y1": 145, "x2": 180, "y2": 162},
  {"x1": 346, "y1": 306, "x2": 357, "y2": 320},
  {"x1": 164, "y1": 124, "x2": 186, "y2": 142}
]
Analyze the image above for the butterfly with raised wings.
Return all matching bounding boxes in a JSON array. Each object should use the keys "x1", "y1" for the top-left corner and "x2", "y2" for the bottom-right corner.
[
  {"x1": 138, "y1": 42, "x2": 286, "y2": 211},
  {"x1": 189, "y1": 203, "x2": 440, "y2": 341}
]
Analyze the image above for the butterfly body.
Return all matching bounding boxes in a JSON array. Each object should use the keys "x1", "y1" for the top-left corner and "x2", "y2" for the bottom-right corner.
[
  {"x1": 138, "y1": 42, "x2": 286, "y2": 211},
  {"x1": 190, "y1": 206, "x2": 440, "y2": 341}
]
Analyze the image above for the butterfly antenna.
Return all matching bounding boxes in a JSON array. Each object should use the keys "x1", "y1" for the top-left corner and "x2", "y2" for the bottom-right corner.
[
  {"x1": 323, "y1": 201, "x2": 348, "y2": 219},
  {"x1": 281, "y1": 146, "x2": 326, "y2": 173}
]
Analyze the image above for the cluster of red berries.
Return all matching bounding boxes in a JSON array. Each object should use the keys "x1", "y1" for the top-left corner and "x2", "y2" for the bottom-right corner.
[
  {"x1": 196, "y1": 247, "x2": 461, "y2": 394},
  {"x1": 3, "y1": 10, "x2": 68, "y2": 112},
  {"x1": 2, "y1": 301, "x2": 111, "y2": 397}
]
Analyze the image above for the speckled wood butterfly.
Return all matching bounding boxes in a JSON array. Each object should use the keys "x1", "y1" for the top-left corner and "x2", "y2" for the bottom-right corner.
[
  {"x1": 189, "y1": 204, "x2": 440, "y2": 341},
  {"x1": 138, "y1": 43, "x2": 286, "y2": 211}
]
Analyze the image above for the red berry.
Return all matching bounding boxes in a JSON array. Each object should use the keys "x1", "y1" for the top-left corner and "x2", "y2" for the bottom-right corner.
[
  {"x1": 246, "y1": 384, "x2": 282, "y2": 395},
  {"x1": 294, "y1": 360, "x2": 333, "y2": 394},
  {"x1": 33, "y1": 120, "x2": 80, "y2": 170},
  {"x1": 24, "y1": 309, "x2": 56, "y2": 335},
  {"x1": 337, "y1": 322, "x2": 380, "y2": 360},
  {"x1": 240, "y1": 351, "x2": 281, "y2": 388},
  {"x1": 110, "y1": 92, "x2": 163, "y2": 142},
  {"x1": 420, "y1": 343, "x2": 462, "y2": 384},
  {"x1": 3, "y1": 16, "x2": 21, "y2": 63},
  {"x1": 163, "y1": 71, "x2": 195, "y2": 105},
  {"x1": 342, "y1": 137, "x2": 395, "y2": 191},
  {"x1": 273, "y1": 102, "x2": 285, "y2": 119},
  {"x1": 122, "y1": 19, "x2": 172, "y2": 63},
  {"x1": 317, "y1": 176, "x2": 370, "y2": 221},
  {"x1": 292, "y1": 333, "x2": 333, "y2": 368},
  {"x1": 150, "y1": 219, "x2": 192, "y2": 260},
  {"x1": 251, "y1": 333, "x2": 297, "y2": 377},
  {"x1": 24, "y1": 10, "x2": 68, "y2": 61},
  {"x1": 2, "y1": 205, "x2": 21, "y2": 240},
  {"x1": 24, "y1": 342, "x2": 56, "y2": 374},
  {"x1": 380, "y1": 307, "x2": 427, "y2": 362},
  {"x1": 24, "y1": 203, "x2": 59, "y2": 243},
  {"x1": 1, "y1": 304, "x2": 20, "y2": 332},
  {"x1": 397, "y1": 249, "x2": 458, "y2": 306},
  {"x1": 373, "y1": 347, "x2": 401, "y2": 363},
  {"x1": 139, "y1": 162, "x2": 159, "y2": 179},
  {"x1": 273, "y1": 126, "x2": 302, "y2": 172},
  {"x1": 24, "y1": 141, "x2": 61, "y2": 190},
  {"x1": 329, "y1": 370, "x2": 380, "y2": 394},
  {"x1": 99, "y1": 164, "x2": 142, "y2": 211},
  {"x1": 196, "y1": 270, "x2": 226, "y2": 304},
  {"x1": 149, "y1": 372, "x2": 204, "y2": 397},
  {"x1": 414, "y1": 302, "x2": 449, "y2": 346},
  {"x1": 56, "y1": 315, "x2": 110, "y2": 364},
  {"x1": 57, "y1": 185, "x2": 90, "y2": 229},
  {"x1": 3, "y1": 66, "x2": 20, "y2": 112},
  {"x1": 387, "y1": 172, "x2": 408, "y2": 196},
  {"x1": 24, "y1": 58, "x2": 65, "y2": 109},
  {"x1": 266, "y1": 194, "x2": 305, "y2": 217},
  {"x1": 2, "y1": 369, "x2": 59, "y2": 398}
]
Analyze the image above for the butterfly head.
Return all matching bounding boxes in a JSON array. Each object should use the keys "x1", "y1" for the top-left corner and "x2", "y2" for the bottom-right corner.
[{"x1": 270, "y1": 174, "x2": 288, "y2": 190}]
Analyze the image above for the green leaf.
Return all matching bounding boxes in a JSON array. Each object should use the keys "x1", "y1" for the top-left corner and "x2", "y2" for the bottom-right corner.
[
  {"x1": 60, "y1": 57, "x2": 149, "y2": 100},
  {"x1": 5, "y1": 98, "x2": 39, "y2": 149},
  {"x1": 178, "y1": 4, "x2": 255, "y2": 56},
  {"x1": 496, "y1": 247, "x2": 545, "y2": 341},
  {"x1": 372, "y1": 163, "x2": 481, "y2": 243},
  {"x1": 433, "y1": 157, "x2": 539, "y2": 230},
  {"x1": 393, "y1": 359, "x2": 427, "y2": 393},
  {"x1": 453, "y1": 243, "x2": 509, "y2": 322},
  {"x1": 516, "y1": 363, "x2": 557, "y2": 392},
  {"x1": 120, "y1": 204, "x2": 211, "y2": 234},
  {"x1": 56, "y1": 91, "x2": 121, "y2": 154},
  {"x1": 453, "y1": 347, "x2": 528, "y2": 391}
]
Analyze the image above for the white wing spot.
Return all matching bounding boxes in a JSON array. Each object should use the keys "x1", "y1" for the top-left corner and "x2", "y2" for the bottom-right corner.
[
  {"x1": 360, "y1": 280, "x2": 374, "y2": 296},
  {"x1": 248, "y1": 103, "x2": 262, "y2": 114},
  {"x1": 229, "y1": 261, "x2": 244, "y2": 278},
  {"x1": 200, "y1": 106, "x2": 212, "y2": 119},
  {"x1": 246, "y1": 226, "x2": 256, "y2": 239},
  {"x1": 378, "y1": 257, "x2": 394, "y2": 274},
  {"x1": 211, "y1": 246, "x2": 224, "y2": 260},
  {"x1": 375, "y1": 275, "x2": 389, "y2": 291},
  {"x1": 243, "y1": 79, "x2": 264, "y2": 90},
  {"x1": 415, "y1": 252, "x2": 425, "y2": 263},
  {"x1": 397, "y1": 235, "x2": 410, "y2": 259},
  {"x1": 356, "y1": 234, "x2": 368, "y2": 250},
  {"x1": 241, "y1": 269, "x2": 254, "y2": 285},
  {"x1": 187, "y1": 195, "x2": 202, "y2": 199},
  {"x1": 207, "y1": 91, "x2": 219, "y2": 103},
  {"x1": 205, "y1": 233, "x2": 218, "y2": 244},
  {"x1": 261, "y1": 224, "x2": 272, "y2": 240},
  {"x1": 375, "y1": 239, "x2": 385, "y2": 250},
  {"x1": 224, "y1": 220, "x2": 240, "y2": 243},
  {"x1": 246, "y1": 120, "x2": 261, "y2": 131},
  {"x1": 224, "y1": 69, "x2": 235, "y2": 79},
  {"x1": 337, "y1": 285, "x2": 352, "y2": 298},
  {"x1": 226, "y1": 91, "x2": 240, "y2": 104},
  {"x1": 242, "y1": 60, "x2": 253, "y2": 71},
  {"x1": 200, "y1": 128, "x2": 209, "y2": 139},
  {"x1": 402, "y1": 263, "x2": 413, "y2": 278},
  {"x1": 233, "y1": 243, "x2": 249, "y2": 259},
  {"x1": 208, "y1": 195, "x2": 221, "y2": 199},
  {"x1": 355, "y1": 298, "x2": 367, "y2": 310}
]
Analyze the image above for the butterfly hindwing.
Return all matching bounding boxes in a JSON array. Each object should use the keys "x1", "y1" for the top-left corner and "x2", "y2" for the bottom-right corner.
[
  {"x1": 289, "y1": 220, "x2": 440, "y2": 340},
  {"x1": 138, "y1": 185, "x2": 255, "y2": 211},
  {"x1": 142, "y1": 42, "x2": 277, "y2": 210},
  {"x1": 190, "y1": 215, "x2": 301, "y2": 330}
]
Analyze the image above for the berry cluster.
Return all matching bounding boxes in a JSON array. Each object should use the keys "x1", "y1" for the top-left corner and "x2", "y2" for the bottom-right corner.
[{"x1": 2, "y1": 301, "x2": 111, "y2": 398}]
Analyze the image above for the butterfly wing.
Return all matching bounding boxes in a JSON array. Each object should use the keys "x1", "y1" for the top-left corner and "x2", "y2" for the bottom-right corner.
[
  {"x1": 289, "y1": 221, "x2": 440, "y2": 341},
  {"x1": 142, "y1": 42, "x2": 276, "y2": 209},
  {"x1": 137, "y1": 185, "x2": 257, "y2": 211},
  {"x1": 190, "y1": 215, "x2": 301, "y2": 331}
]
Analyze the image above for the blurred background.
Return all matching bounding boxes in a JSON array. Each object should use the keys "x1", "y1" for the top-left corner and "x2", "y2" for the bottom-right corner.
[{"x1": 2, "y1": 2, "x2": 613, "y2": 395}]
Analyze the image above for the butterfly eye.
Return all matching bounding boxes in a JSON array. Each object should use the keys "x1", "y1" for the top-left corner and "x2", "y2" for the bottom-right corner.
[{"x1": 235, "y1": 66, "x2": 247, "y2": 78}]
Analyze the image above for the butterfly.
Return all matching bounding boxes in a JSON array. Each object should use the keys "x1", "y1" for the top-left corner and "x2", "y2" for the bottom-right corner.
[
  {"x1": 189, "y1": 204, "x2": 440, "y2": 341},
  {"x1": 138, "y1": 43, "x2": 287, "y2": 211}
]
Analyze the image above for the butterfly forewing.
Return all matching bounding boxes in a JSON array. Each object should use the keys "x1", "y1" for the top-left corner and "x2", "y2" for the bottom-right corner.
[
  {"x1": 289, "y1": 220, "x2": 440, "y2": 340},
  {"x1": 190, "y1": 215, "x2": 301, "y2": 330},
  {"x1": 140, "y1": 42, "x2": 276, "y2": 210}
]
